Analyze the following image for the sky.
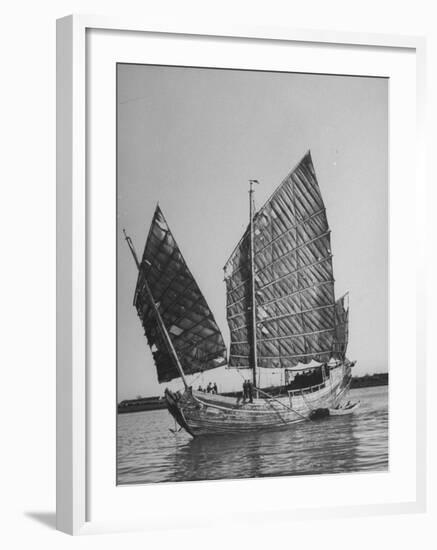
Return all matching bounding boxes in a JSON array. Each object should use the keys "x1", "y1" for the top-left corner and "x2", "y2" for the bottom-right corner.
[{"x1": 117, "y1": 64, "x2": 388, "y2": 401}]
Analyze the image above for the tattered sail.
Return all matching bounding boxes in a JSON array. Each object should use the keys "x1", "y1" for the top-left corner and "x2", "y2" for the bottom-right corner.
[
  {"x1": 224, "y1": 151, "x2": 339, "y2": 369},
  {"x1": 333, "y1": 293, "x2": 349, "y2": 360},
  {"x1": 134, "y1": 206, "x2": 227, "y2": 383}
]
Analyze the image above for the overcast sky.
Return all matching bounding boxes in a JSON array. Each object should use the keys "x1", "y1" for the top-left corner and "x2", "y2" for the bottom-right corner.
[{"x1": 117, "y1": 64, "x2": 388, "y2": 401}]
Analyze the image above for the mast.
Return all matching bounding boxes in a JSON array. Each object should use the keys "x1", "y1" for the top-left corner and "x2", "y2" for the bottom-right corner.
[
  {"x1": 123, "y1": 229, "x2": 189, "y2": 389},
  {"x1": 249, "y1": 181, "x2": 258, "y2": 388},
  {"x1": 123, "y1": 228, "x2": 141, "y2": 269}
]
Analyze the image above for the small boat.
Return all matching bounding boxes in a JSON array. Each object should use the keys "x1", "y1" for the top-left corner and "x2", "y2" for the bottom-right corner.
[
  {"x1": 329, "y1": 401, "x2": 360, "y2": 416},
  {"x1": 124, "y1": 151, "x2": 357, "y2": 437}
]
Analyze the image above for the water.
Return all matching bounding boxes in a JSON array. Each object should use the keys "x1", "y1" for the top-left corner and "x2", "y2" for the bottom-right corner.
[{"x1": 117, "y1": 386, "x2": 388, "y2": 485}]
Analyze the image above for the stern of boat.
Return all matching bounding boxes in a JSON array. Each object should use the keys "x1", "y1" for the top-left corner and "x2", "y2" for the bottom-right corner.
[{"x1": 330, "y1": 359, "x2": 355, "y2": 407}]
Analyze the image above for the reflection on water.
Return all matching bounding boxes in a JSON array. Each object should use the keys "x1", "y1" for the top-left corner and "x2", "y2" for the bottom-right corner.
[{"x1": 117, "y1": 386, "x2": 388, "y2": 484}]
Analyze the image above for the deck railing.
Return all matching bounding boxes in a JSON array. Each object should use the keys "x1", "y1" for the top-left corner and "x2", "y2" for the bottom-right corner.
[{"x1": 288, "y1": 381, "x2": 326, "y2": 397}]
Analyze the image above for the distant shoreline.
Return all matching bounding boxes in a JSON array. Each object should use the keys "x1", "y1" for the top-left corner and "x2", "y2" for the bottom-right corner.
[
  {"x1": 118, "y1": 396, "x2": 167, "y2": 414},
  {"x1": 350, "y1": 372, "x2": 388, "y2": 389},
  {"x1": 118, "y1": 372, "x2": 388, "y2": 414}
]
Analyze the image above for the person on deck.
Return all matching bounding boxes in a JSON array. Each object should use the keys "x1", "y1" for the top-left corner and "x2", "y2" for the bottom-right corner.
[
  {"x1": 206, "y1": 382, "x2": 212, "y2": 393},
  {"x1": 247, "y1": 380, "x2": 254, "y2": 403},
  {"x1": 213, "y1": 383, "x2": 218, "y2": 394},
  {"x1": 242, "y1": 380, "x2": 248, "y2": 402}
]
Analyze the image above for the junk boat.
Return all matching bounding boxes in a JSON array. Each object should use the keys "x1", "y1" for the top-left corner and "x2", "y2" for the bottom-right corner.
[{"x1": 124, "y1": 151, "x2": 358, "y2": 437}]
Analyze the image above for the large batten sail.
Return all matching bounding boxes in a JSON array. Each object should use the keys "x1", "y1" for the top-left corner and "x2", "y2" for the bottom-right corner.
[
  {"x1": 224, "y1": 151, "x2": 342, "y2": 369},
  {"x1": 134, "y1": 206, "x2": 227, "y2": 383}
]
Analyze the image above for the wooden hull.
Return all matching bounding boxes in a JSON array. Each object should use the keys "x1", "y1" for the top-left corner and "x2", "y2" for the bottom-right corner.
[{"x1": 165, "y1": 363, "x2": 352, "y2": 437}]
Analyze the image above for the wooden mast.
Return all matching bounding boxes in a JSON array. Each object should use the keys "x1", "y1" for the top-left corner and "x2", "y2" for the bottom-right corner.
[
  {"x1": 249, "y1": 181, "x2": 258, "y2": 390},
  {"x1": 123, "y1": 229, "x2": 189, "y2": 389}
]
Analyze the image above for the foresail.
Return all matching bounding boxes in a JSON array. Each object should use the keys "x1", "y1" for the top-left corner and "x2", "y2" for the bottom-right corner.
[
  {"x1": 224, "y1": 151, "x2": 337, "y2": 369},
  {"x1": 134, "y1": 206, "x2": 227, "y2": 383}
]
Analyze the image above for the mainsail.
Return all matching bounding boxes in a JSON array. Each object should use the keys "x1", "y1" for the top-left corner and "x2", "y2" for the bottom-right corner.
[
  {"x1": 224, "y1": 151, "x2": 345, "y2": 369},
  {"x1": 134, "y1": 206, "x2": 227, "y2": 383}
]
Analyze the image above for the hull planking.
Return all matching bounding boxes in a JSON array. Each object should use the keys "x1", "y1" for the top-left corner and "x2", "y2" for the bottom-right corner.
[{"x1": 165, "y1": 362, "x2": 352, "y2": 437}]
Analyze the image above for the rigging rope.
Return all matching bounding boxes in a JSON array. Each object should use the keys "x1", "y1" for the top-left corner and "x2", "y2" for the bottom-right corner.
[
  {"x1": 299, "y1": 389, "x2": 315, "y2": 413},
  {"x1": 255, "y1": 386, "x2": 309, "y2": 421}
]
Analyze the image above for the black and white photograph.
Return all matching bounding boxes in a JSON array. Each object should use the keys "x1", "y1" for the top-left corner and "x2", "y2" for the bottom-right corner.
[
  {"x1": 116, "y1": 63, "x2": 389, "y2": 485},
  {"x1": 2, "y1": 0, "x2": 434, "y2": 544}
]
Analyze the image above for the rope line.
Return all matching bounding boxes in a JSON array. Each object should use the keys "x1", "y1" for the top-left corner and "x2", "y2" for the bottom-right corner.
[{"x1": 255, "y1": 386, "x2": 309, "y2": 421}]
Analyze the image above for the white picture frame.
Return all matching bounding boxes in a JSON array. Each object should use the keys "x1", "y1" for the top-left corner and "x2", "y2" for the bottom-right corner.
[{"x1": 56, "y1": 14, "x2": 427, "y2": 535}]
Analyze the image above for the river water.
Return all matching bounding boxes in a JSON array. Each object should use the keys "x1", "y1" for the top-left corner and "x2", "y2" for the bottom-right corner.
[{"x1": 117, "y1": 386, "x2": 388, "y2": 485}]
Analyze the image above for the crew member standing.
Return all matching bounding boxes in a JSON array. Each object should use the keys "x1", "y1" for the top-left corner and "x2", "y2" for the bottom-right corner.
[{"x1": 247, "y1": 380, "x2": 254, "y2": 403}]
